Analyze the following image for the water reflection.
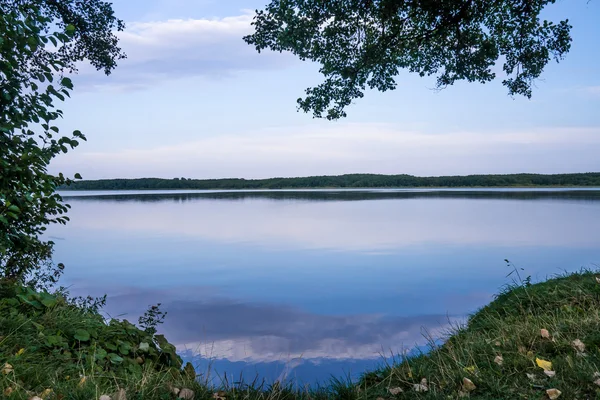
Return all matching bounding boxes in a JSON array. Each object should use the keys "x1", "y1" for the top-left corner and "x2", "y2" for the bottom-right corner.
[{"x1": 48, "y1": 189, "x2": 600, "y2": 384}]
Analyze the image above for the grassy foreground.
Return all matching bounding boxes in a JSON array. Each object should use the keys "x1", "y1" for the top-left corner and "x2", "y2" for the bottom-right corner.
[{"x1": 2, "y1": 271, "x2": 600, "y2": 399}]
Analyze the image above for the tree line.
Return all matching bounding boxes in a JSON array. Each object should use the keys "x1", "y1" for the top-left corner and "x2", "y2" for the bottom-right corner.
[{"x1": 62, "y1": 173, "x2": 600, "y2": 191}]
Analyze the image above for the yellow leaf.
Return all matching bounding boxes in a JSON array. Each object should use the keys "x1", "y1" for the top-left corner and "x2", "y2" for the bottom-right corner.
[
  {"x1": 536, "y1": 357, "x2": 553, "y2": 371},
  {"x1": 463, "y1": 365, "x2": 477, "y2": 375},
  {"x1": 78, "y1": 376, "x2": 86, "y2": 387},
  {"x1": 41, "y1": 388, "x2": 53, "y2": 399},
  {"x1": 15, "y1": 348, "x2": 25, "y2": 356}
]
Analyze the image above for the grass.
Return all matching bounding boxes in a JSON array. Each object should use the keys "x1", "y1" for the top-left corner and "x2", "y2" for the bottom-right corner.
[{"x1": 2, "y1": 270, "x2": 600, "y2": 399}]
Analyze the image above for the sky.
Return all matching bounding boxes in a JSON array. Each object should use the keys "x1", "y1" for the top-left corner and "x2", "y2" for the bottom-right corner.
[{"x1": 50, "y1": 0, "x2": 600, "y2": 180}]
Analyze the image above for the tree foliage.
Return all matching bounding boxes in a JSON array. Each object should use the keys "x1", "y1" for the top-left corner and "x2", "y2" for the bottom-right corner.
[
  {"x1": 244, "y1": 0, "x2": 573, "y2": 119},
  {"x1": 0, "y1": 0, "x2": 124, "y2": 283},
  {"x1": 63, "y1": 172, "x2": 600, "y2": 191}
]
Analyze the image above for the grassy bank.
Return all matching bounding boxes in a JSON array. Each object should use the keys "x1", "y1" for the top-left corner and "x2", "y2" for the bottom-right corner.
[{"x1": 2, "y1": 271, "x2": 600, "y2": 399}]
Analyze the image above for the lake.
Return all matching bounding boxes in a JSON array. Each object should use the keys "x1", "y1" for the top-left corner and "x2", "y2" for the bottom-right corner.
[{"x1": 49, "y1": 189, "x2": 600, "y2": 386}]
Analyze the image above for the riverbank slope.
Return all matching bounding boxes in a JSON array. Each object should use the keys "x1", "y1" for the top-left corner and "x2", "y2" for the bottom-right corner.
[{"x1": 2, "y1": 270, "x2": 600, "y2": 399}]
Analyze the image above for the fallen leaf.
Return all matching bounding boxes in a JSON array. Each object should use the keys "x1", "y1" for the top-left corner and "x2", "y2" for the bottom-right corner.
[
  {"x1": 388, "y1": 387, "x2": 403, "y2": 395},
  {"x1": 172, "y1": 387, "x2": 180, "y2": 396},
  {"x1": 544, "y1": 370, "x2": 556, "y2": 378},
  {"x1": 546, "y1": 388, "x2": 562, "y2": 399},
  {"x1": 29, "y1": 397, "x2": 43, "y2": 400},
  {"x1": 41, "y1": 389, "x2": 53, "y2": 399},
  {"x1": 213, "y1": 391, "x2": 226, "y2": 400},
  {"x1": 112, "y1": 388, "x2": 126, "y2": 400},
  {"x1": 99, "y1": 396, "x2": 112, "y2": 400},
  {"x1": 179, "y1": 388, "x2": 194, "y2": 400},
  {"x1": 594, "y1": 372, "x2": 600, "y2": 378},
  {"x1": 4, "y1": 387, "x2": 14, "y2": 396},
  {"x1": 536, "y1": 357, "x2": 553, "y2": 371},
  {"x1": 541, "y1": 329, "x2": 550, "y2": 339},
  {"x1": 16, "y1": 348, "x2": 25, "y2": 356},
  {"x1": 494, "y1": 355, "x2": 504, "y2": 366},
  {"x1": 413, "y1": 378, "x2": 428, "y2": 392},
  {"x1": 78, "y1": 376, "x2": 86, "y2": 387},
  {"x1": 2, "y1": 363, "x2": 13, "y2": 375},
  {"x1": 572, "y1": 339, "x2": 585, "y2": 353},
  {"x1": 462, "y1": 377, "x2": 476, "y2": 392},
  {"x1": 594, "y1": 379, "x2": 600, "y2": 387},
  {"x1": 464, "y1": 365, "x2": 477, "y2": 375},
  {"x1": 494, "y1": 341, "x2": 501, "y2": 346},
  {"x1": 518, "y1": 346, "x2": 527, "y2": 354},
  {"x1": 526, "y1": 373, "x2": 536, "y2": 381}
]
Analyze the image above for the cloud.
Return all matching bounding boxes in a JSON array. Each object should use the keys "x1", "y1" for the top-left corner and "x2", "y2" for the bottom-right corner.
[
  {"x1": 51, "y1": 123, "x2": 600, "y2": 179},
  {"x1": 90, "y1": 287, "x2": 458, "y2": 362},
  {"x1": 583, "y1": 86, "x2": 600, "y2": 96},
  {"x1": 74, "y1": 11, "x2": 292, "y2": 90}
]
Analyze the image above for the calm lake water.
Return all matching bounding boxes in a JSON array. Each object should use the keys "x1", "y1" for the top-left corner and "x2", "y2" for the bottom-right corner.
[{"x1": 50, "y1": 189, "x2": 600, "y2": 385}]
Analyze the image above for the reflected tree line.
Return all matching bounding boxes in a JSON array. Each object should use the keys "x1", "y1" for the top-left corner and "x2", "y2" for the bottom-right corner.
[{"x1": 62, "y1": 189, "x2": 600, "y2": 204}]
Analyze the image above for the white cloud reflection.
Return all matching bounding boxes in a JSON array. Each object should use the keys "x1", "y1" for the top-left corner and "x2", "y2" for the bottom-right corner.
[{"x1": 60, "y1": 192, "x2": 600, "y2": 251}]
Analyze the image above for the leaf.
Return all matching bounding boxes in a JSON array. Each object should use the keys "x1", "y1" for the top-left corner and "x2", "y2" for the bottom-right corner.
[
  {"x1": 536, "y1": 357, "x2": 553, "y2": 371},
  {"x1": 388, "y1": 387, "x2": 403, "y2": 395},
  {"x1": 15, "y1": 348, "x2": 25, "y2": 356},
  {"x1": 61, "y1": 77, "x2": 73, "y2": 89},
  {"x1": 138, "y1": 342, "x2": 150, "y2": 352},
  {"x1": 108, "y1": 353, "x2": 124, "y2": 364},
  {"x1": 95, "y1": 347, "x2": 108, "y2": 359},
  {"x1": 2, "y1": 363, "x2": 13, "y2": 375},
  {"x1": 572, "y1": 339, "x2": 585, "y2": 353},
  {"x1": 546, "y1": 388, "x2": 562, "y2": 399},
  {"x1": 105, "y1": 342, "x2": 117, "y2": 351},
  {"x1": 74, "y1": 329, "x2": 90, "y2": 341},
  {"x1": 462, "y1": 377, "x2": 476, "y2": 392},
  {"x1": 40, "y1": 293, "x2": 57, "y2": 308},
  {"x1": 494, "y1": 355, "x2": 503, "y2": 366},
  {"x1": 540, "y1": 328, "x2": 550, "y2": 339},
  {"x1": 464, "y1": 365, "x2": 477, "y2": 374}
]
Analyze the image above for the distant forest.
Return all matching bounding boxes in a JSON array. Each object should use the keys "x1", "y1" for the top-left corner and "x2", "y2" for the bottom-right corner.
[{"x1": 61, "y1": 173, "x2": 600, "y2": 190}]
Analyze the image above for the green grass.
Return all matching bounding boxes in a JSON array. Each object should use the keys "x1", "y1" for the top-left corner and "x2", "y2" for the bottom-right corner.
[{"x1": 3, "y1": 270, "x2": 600, "y2": 399}]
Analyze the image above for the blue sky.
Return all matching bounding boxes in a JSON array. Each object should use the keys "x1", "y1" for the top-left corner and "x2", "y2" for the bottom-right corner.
[{"x1": 50, "y1": 0, "x2": 600, "y2": 179}]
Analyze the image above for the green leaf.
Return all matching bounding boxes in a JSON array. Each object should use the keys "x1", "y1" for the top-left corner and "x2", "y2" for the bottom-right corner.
[
  {"x1": 118, "y1": 342, "x2": 131, "y2": 355},
  {"x1": 95, "y1": 347, "x2": 108, "y2": 359},
  {"x1": 61, "y1": 77, "x2": 74, "y2": 89},
  {"x1": 74, "y1": 329, "x2": 90, "y2": 342},
  {"x1": 108, "y1": 353, "x2": 124, "y2": 364},
  {"x1": 138, "y1": 342, "x2": 150, "y2": 352},
  {"x1": 39, "y1": 293, "x2": 57, "y2": 308},
  {"x1": 105, "y1": 342, "x2": 117, "y2": 351}
]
